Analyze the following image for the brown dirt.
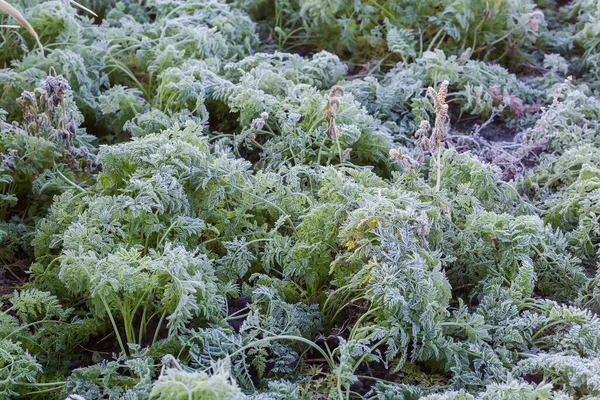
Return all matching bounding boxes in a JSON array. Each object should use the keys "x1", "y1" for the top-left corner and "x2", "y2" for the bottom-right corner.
[
  {"x1": 452, "y1": 118, "x2": 546, "y2": 181},
  {"x1": 0, "y1": 259, "x2": 29, "y2": 298},
  {"x1": 477, "y1": 123, "x2": 518, "y2": 142}
]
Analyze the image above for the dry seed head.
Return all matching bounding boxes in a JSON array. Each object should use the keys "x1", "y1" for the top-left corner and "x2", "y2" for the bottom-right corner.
[
  {"x1": 416, "y1": 216, "x2": 430, "y2": 244},
  {"x1": 437, "y1": 104, "x2": 448, "y2": 124},
  {"x1": 428, "y1": 80, "x2": 450, "y2": 116},
  {"x1": 438, "y1": 80, "x2": 449, "y2": 104},
  {"x1": 326, "y1": 122, "x2": 339, "y2": 140},
  {"x1": 324, "y1": 85, "x2": 344, "y2": 140},
  {"x1": 389, "y1": 147, "x2": 403, "y2": 160},
  {"x1": 329, "y1": 85, "x2": 344, "y2": 98},
  {"x1": 528, "y1": 16, "x2": 539, "y2": 33},
  {"x1": 426, "y1": 80, "x2": 452, "y2": 191},
  {"x1": 327, "y1": 86, "x2": 344, "y2": 112},
  {"x1": 415, "y1": 120, "x2": 431, "y2": 138},
  {"x1": 17, "y1": 91, "x2": 38, "y2": 124},
  {"x1": 428, "y1": 87, "x2": 440, "y2": 109},
  {"x1": 342, "y1": 148, "x2": 352, "y2": 160}
]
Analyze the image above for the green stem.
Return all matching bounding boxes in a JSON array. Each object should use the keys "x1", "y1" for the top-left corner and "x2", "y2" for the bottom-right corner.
[
  {"x1": 531, "y1": 320, "x2": 567, "y2": 342},
  {"x1": 335, "y1": 134, "x2": 344, "y2": 163},
  {"x1": 352, "y1": 337, "x2": 387, "y2": 373},
  {"x1": 55, "y1": 169, "x2": 87, "y2": 193},
  {"x1": 349, "y1": 306, "x2": 381, "y2": 341},
  {"x1": 152, "y1": 311, "x2": 167, "y2": 346},
  {"x1": 427, "y1": 28, "x2": 445, "y2": 52},
  {"x1": 102, "y1": 297, "x2": 127, "y2": 355},
  {"x1": 121, "y1": 303, "x2": 134, "y2": 345},
  {"x1": 230, "y1": 335, "x2": 335, "y2": 371},
  {"x1": 19, "y1": 385, "x2": 65, "y2": 396},
  {"x1": 138, "y1": 306, "x2": 148, "y2": 344},
  {"x1": 435, "y1": 147, "x2": 442, "y2": 191},
  {"x1": 17, "y1": 381, "x2": 66, "y2": 387}
]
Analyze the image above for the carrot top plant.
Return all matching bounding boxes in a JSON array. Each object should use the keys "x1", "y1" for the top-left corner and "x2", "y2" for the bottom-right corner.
[{"x1": 0, "y1": 0, "x2": 600, "y2": 399}]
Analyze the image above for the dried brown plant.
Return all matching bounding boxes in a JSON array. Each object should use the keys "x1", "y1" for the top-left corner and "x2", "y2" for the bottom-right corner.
[
  {"x1": 324, "y1": 86, "x2": 344, "y2": 140},
  {"x1": 390, "y1": 80, "x2": 450, "y2": 190}
]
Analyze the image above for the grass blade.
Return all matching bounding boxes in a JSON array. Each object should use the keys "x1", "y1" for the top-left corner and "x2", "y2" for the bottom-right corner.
[
  {"x1": 0, "y1": 0, "x2": 44, "y2": 56},
  {"x1": 68, "y1": 0, "x2": 98, "y2": 18}
]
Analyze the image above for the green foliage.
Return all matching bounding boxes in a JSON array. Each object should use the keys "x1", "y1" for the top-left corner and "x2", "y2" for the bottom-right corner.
[
  {"x1": 526, "y1": 78, "x2": 600, "y2": 152},
  {"x1": 0, "y1": 74, "x2": 95, "y2": 263},
  {"x1": 0, "y1": 0, "x2": 599, "y2": 399},
  {"x1": 64, "y1": 350, "x2": 155, "y2": 399},
  {"x1": 150, "y1": 359, "x2": 244, "y2": 400},
  {"x1": 0, "y1": 338, "x2": 42, "y2": 398},
  {"x1": 421, "y1": 380, "x2": 572, "y2": 399},
  {"x1": 343, "y1": 50, "x2": 543, "y2": 137},
  {"x1": 240, "y1": 0, "x2": 546, "y2": 65},
  {"x1": 449, "y1": 211, "x2": 585, "y2": 300},
  {"x1": 518, "y1": 145, "x2": 600, "y2": 266},
  {"x1": 514, "y1": 354, "x2": 600, "y2": 397}
]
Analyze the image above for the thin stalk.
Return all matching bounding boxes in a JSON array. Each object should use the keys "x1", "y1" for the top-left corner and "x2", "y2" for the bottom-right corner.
[
  {"x1": 316, "y1": 134, "x2": 327, "y2": 166},
  {"x1": 335, "y1": 134, "x2": 344, "y2": 163},
  {"x1": 17, "y1": 381, "x2": 66, "y2": 387},
  {"x1": 106, "y1": 62, "x2": 149, "y2": 98},
  {"x1": 435, "y1": 147, "x2": 442, "y2": 191},
  {"x1": 60, "y1": 96, "x2": 67, "y2": 131},
  {"x1": 68, "y1": 0, "x2": 98, "y2": 17},
  {"x1": 55, "y1": 169, "x2": 87, "y2": 193},
  {"x1": 138, "y1": 306, "x2": 148, "y2": 344},
  {"x1": 19, "y1": 385, "x2": 65, "y2": 396},
  {"x1": 531, "y1": 320, "x2": 567, "y2": 342},
  {"x1": 427, "y1": 28, "x2": 445, "y2": 52},
  {"x1": 229, "y1": 335, "x2": 335, "y2": 371},
  {"x1": 4, "y1": 319, "x2": 70, "y2": 341},
  {"x1": 349, "y1": 306, "x2": 381, "y2": 341},
  {"x1": 152, "y1": 311, "x2": 167, "y2": 346},
  {"x1": 121, "y1": 301, "x2": 135, "y2": 345},
  {"x1": 102, "y1": 297, "x2": 127, "y2": 355}
]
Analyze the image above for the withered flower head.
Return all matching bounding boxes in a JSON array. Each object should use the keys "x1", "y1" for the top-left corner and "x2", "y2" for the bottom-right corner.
[
  {"x1": 389, "y1": 147, "x2": 403, "y2": 160},
  {"x1": 324, "y1": 85, "x2": 344, "y2": 140}
]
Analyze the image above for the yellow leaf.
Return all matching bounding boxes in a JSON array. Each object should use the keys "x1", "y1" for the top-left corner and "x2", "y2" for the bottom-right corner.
[
  {"x1": 361, "y1": 273, "x2": 371, "y2": 285},
  {"x1": 367, "y1": 218, "x2": 379, "y2": 229}
]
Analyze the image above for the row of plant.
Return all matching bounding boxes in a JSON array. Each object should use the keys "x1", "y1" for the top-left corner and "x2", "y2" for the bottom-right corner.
[{"x1": 1, "y1": 0, "x2": 600, "y2": 399}]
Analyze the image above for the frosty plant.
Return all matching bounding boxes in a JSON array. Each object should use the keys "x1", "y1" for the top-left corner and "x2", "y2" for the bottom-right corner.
[
  {"x1": 323, "y1": 85, "x2": 344, "y2": 140},
  {"x1": 323, "y1": 85, "x2": 346, "y2": 162},
  {"x1": 0, "y1": 0, "x2": 96, "y2": 58},
  {"x1": 3, "y1": 1, "x2": 600, "y2": 398},
  {"x1": 0, "y1": 0, "x2": 43, "y2": 55},
  {"x1": 390, "y1": 80, "x2": 450, "y2": 191}
]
